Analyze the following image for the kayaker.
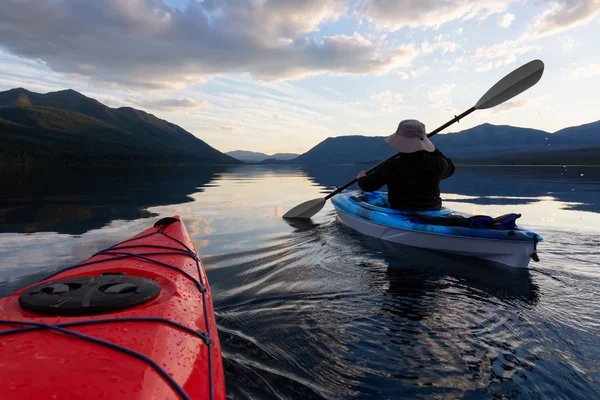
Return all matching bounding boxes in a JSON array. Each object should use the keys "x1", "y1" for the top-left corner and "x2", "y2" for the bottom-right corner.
[{"x1": 355, "y1": 119, "x2": 455, "y2": 210}]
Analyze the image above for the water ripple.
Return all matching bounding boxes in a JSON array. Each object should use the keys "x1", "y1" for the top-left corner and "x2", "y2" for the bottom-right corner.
[{"x1": 203, "y1": 221, "x2": 600, "y2": 399}]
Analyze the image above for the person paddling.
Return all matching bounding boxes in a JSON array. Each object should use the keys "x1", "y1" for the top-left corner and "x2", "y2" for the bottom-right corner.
[{"x1": 355, "y1": 119, "x2": 455, "y2": 210}]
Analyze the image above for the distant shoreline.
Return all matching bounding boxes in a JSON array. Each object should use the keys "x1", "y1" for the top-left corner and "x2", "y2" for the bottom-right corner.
[
  {"x1": 454, "y1": 164, "x2": 600, "y2": 167},
  {"x1": 4, "y1": 162, "x2": 599, "y2": 173}
]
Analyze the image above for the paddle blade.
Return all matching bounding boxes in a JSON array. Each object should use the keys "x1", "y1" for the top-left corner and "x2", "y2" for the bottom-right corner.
[
  {"x1": 475, "y1": 59, "x2": 544, "y2": 110},
  {"x1": 283, "y1": 198, "x2": 326, "y2": 219}
]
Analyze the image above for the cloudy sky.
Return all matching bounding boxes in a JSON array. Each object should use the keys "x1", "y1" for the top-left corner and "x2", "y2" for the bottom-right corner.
[{"x1": 1, "y1": 0, "x2": 599, "y2": 154}]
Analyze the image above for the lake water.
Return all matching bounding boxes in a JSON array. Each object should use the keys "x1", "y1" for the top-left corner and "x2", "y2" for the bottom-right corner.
[{"x1": 1, "y1": 165, "x2": 599, "y2": 399}]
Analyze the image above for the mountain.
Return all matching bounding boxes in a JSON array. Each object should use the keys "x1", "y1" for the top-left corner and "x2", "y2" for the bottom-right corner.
[
  {"x1": 462, "y1": 147, "x2": 600, "y2": 165},
  {"x1": 292, "y1": 136, "x2": 395, "y2": 165},
  {"x1": 226, "y1": 150, "x2": 269, "y2": 162},
  {"x1": 431, "y1": 124, "x2": 550, "y2": 157},
  {"x1": 284, "y1": 121, "x2": 600, "y2": 165},
  {"x1": 0, "y1": 88, "x2": 240, "y2": 167},
  {"x1": 226, "y1": 150, "x2": 299, "y2": 162},
  {"x1": 550, "y1": 120, "x2": 600, "y2": 144},
  {"x1": 270, "y1": 153, "x2": 299, "y2": 161}
]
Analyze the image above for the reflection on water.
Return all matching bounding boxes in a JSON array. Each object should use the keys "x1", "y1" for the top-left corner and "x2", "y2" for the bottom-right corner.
[
  {"x1": 0, "y1": 166, "x2": 230, "y2": 234},
  {"x1": 1, "y1": 165, "x2": 599, "y2": 399},
  {"x1": 302, "y1": 165, "x2": 600, "y2": 231}
]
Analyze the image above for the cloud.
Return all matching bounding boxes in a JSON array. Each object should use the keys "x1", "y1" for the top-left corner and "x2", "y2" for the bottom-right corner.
[
  {"x1": 561, "y1": 37, "x2": 577, "y2": 52},
  {"x1": 421, "y1": 35, "x2": 459, "y2": 55},
  {"x1": 531, "y1": 0, "x2": 600, "y2": 38},
  {"x1": 371, "y1": 90, "x2": 403, "y2": 112},
  {"x1": 472, "y1": 39, "x2": 538, "y2": 59},
  {"x1": 567, "y1": 63, "x2": 600, "y2": 79},
  {"x1": 475, "y1": 62, "x2": 494, "y2": 73},
  {"x1": 491, "y1": 99, "x2": 529, "y2": 113},
  {"x1": 499, "y1": 13, "x2": 515, "y2": 28},
  {"x1": 128, "y1": 97, "x2": 210, "y2": 111},
  {"x1": 411, "y1": 66, "x2": 431, "y2": 77},
  {"x1": 465, "y1": 0, "x2": 599, "y2": 75},
  {"x1": 358, "y1": 0, "x2": 515, "y2": 30},
  {"x1": 463, "y1": 1, "x2": 598, "y2": 75},
  {"x1": 472, "y1": 39, "x2": 540, "y2": 70},
  {"x1": 428, "y1": 84, "x2": 456, "y2": 110},
  {"x1": 194, "y1": 124, "x2": 239, "y2": 132},
  {"x1": 0, "y1": 0, "x2": 417, "y2": 89},
  {"x1": 447, "y1": 56, "x2": 466, "y2": 72}
]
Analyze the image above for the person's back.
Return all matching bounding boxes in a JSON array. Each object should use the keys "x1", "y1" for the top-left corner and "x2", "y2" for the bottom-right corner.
[{"x1": 355, "y1": 120, "x2": 455, "y2": 210}]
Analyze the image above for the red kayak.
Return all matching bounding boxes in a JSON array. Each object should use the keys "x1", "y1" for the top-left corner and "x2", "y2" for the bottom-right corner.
[{"x1": 0, "y1": 216, "x2": 225, "y2": 399}]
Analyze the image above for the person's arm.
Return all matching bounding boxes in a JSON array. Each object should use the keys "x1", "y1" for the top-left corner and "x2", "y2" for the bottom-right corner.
[
  {"x1": 356, "y1": 162, "x2": 388, "y2": 192},
  {"x1": 435, "y1": 150, "x2": 455, "y2": 180}
]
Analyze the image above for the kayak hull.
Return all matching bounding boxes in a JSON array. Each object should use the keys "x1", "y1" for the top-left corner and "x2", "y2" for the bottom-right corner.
[
  {"x1": 336, "y1": 208, "x2": 535, "y2": 269},
  {"x1": 0, "y1": 216, "x2": 225, "y2": 400},
  {"x1": 332, "y1": 191, "x2": 541, "y2": 269}
]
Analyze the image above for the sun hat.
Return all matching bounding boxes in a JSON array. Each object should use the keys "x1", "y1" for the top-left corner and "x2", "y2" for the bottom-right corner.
[{"x1": 385, "y1": 119, "x2": 435, "y2": 153}]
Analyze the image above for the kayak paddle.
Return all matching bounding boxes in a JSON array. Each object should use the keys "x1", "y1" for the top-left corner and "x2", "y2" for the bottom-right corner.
[{"x1": 283, "y1": 59, "x2": 545, "y2": 219}]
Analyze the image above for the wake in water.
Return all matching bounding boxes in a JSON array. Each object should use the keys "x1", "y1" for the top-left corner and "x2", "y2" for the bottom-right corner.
[{"x1": 203, "y1": 214, "x2": 598, "y2": 399}]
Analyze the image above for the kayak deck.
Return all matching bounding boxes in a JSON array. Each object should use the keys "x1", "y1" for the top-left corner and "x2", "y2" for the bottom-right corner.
[
  {"x1": 331, "y1": 191, "x2": 542, "y2": 268},
  {"x1": 0, "y1": 216, "x2": 225, "y2": 400}
]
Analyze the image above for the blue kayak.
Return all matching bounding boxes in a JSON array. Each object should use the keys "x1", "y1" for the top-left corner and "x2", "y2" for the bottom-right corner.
[{"x1": 331, "y1": 191, "x2": 542, "y2": 268}]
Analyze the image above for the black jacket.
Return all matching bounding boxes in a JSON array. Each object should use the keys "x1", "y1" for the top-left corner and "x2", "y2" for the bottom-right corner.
[{"x1": 357, "y1": 150, "x2": 455, "y2": 210}]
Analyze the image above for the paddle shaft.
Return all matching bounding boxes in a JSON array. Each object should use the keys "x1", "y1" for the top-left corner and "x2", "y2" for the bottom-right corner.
[{"x1": 324, "y1": 106, "x2": 476, "y2": 200}]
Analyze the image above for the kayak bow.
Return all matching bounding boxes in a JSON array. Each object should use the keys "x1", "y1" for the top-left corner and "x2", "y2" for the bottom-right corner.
[{"x1": 0, "y1": 216, "x2": 225, "y2": 400}]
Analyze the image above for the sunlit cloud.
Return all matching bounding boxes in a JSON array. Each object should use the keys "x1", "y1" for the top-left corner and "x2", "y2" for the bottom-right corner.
[
  {"x1": 561, "y1": 36, "x2": 577, "y2": 52},
  {"x1": 428, "y1": 84, "x2": 456, "y2": 110},
  {"x1": 472, "y1": 39, "x2": 540, "y2": 70},
  {"x1": 129, "y1": 97, "x2": 210, "y2": 111},
  {"x1": 499, "y1": 13, "x2": 515, "y2": 28},
  {"x1": 411, "y1": 66, "x2": 431, "y2": 77},
  {"x1": 447, "y1": 56, "x2": 466, "y2": 72},
  {"x1": 358, "y1": 0, "x2": 515, "y2": 30},
  {"x1": 371, "y1": 90, "x2": 403, "y2": 112},
  {"x1": 0, "y1": 0, "x2": 419, "y2": 88},
  {"x1": 567, "y1": 63, "x2": 600, "y2": 79},
  {"x1": 421, "y1": 35, "x2": 459, "y2": 55},
  {"x1": 491, "y1": 99, "x2": 529, "y2": 113},
  {"x1": 531, "y1": 0, "x2": 600, "y2": 38}
]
